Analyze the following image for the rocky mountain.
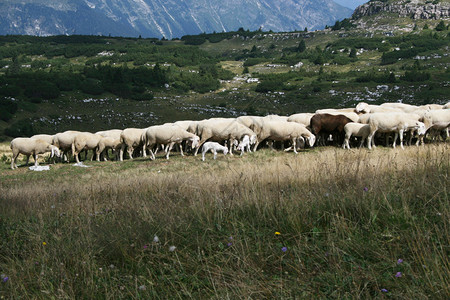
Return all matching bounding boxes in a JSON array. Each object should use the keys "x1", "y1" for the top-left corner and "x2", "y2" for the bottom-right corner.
[
  {"x1": 0, "y1": 0, "x2": 352, "y2": 39},
  {"x1": 353, "y1": 0, "x2": 450, "y2": 20}
]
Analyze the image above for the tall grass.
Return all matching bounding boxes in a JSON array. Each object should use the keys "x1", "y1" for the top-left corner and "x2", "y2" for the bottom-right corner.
[{"x1": 0, "y1": 144, "x2": 449, "y2": 298}]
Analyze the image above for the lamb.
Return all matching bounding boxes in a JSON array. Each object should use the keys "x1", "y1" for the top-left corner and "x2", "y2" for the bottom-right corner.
[
  {"x1": 236, "y1": 135, "x2": 252, "y2": 154},
  {"x1": 287, "y1": 113, "x2": 314, "y2": 127},
  {"x1": 10, "y1": 138, "x2": 61, "y2": 169},
  {"x1": 194, "y1": 119, "x2": 257, "y2": 156},
  {"x1": 367, "y1": 113, "x2": 426, "y2": 150},
  {"x1": 237, "y1": 116, "x2": 265, "y2": 151},
  {"x1": 72, "y1": 132, "x2": 103, "y2": 163},
  {"x1": 142, "y1": 124, "x2": 200, "y2": 160},
  {"x1": 342, "y1": 123, "x2": 371, "y2": 149},
  {"x1": 260, "y1": 121, "x2": 315, "y2": 153},
  {"x1": 201, "y1": 142, "x2": 228, "y2": 161},
  {"x1": 119, "y1": 128, "x2": 147, "y2": 161}
]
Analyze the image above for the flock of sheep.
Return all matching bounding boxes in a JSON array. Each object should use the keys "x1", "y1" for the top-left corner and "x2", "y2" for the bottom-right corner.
[{"x1": 9, "y1": 101, "x2": 450, "y2": 170}]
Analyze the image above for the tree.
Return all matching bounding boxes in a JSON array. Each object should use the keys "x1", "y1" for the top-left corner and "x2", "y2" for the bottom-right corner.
[
  {"x1": 304, "y1": 27, "x2": 308, "y2": 32},
  {"x1": 297, "y1": 40, "x2": 306, "y2": 53},
  {"x1": 349, "y1": 48, "x2": 357, "y2": 58},
  {"x1": 435, "y1": 20, "x2": 446, "y2": 31}
]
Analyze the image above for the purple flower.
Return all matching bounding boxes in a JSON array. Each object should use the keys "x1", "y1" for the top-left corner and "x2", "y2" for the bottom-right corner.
[
  {"x1": 2, "y1": 277, "x2": 8, "y2": 283},
  {"x1": 227, "y1": 242, "x2": 232, "y2": 247},
  {"x1": 395, "y1": 271, "x2": 402, "y2": 278},
  {"x1": 397, "y1": 258, "x2": 403, "y2": 264},
  {"x1": 381, "y1": 288, "x2": 388, "y2": 293},
  {"x1": 229, "y1": 236, "x2": 233, "y2": 240},
  {"x1": 143, "y1": 245, "x2": 148, "y2": 249},
  {"x1": 363, "y1": 187, "x2": 369, "y2": 192},
  {"x1": 281, "y1": 247, "x2": 287, "y2": 252}
]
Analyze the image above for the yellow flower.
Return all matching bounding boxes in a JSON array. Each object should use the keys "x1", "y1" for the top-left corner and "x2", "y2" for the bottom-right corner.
[
  {"x1": 42, "y1": 242, "x2": 47, "y2": 246},
  {"x1": 275, "y1": 232, "x2": 281, "y2": 235}
]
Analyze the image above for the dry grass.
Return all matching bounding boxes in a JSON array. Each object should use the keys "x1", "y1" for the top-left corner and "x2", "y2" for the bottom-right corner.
[{"x1": 0, "y1": 143, "x2": 449, "y2": 298}]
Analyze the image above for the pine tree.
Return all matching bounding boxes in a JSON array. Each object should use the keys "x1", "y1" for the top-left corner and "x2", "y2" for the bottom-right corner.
[{"x1": 297, "y1": 40, "x2": 306, "y2": 53}]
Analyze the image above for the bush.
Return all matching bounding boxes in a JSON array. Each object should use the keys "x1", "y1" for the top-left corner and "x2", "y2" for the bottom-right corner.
[
  {"x1": 24, "y1": 80, "x2": 60, "y2": 100},
  {"x1": 81, "y1": 78, "x2": 104, "y2": 95},
  {"x1": 402, "y1": 70, "x2": 431, "y2": 82}
]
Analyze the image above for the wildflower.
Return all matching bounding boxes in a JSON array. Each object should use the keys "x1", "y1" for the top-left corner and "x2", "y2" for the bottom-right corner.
[
  {"x1": 397, "y1": 258, "x2": 403, "y2": 264},
  {"x1": 169, "y1": 246, "x2": 176, "y2": 252},
  {"x1": 2, "y1": 277, "x2": 8, "y2": 283},
  {"x1": 153, "y1": 235, "x2": 159, "y2": 243},
  {"x1": 229, "y1": 236, "x2": 233, "y2": 240},
  {"x1": 143, "y1": 245, "x2": 148, "y2": 249},
  {"x1": 275, "y1": 232, "x2": 281, "y2": 235},
  {"x1": 363, "y1": 187, "x2": 369, "y2": 192},
  {"x1": 381, "y1": 288, "x2": 388, "y2": 293},
  {"x1": 281, "y1": 247, "x2": 287, "y2": 252},
  {"x1": 42, "y1": 242, "x2": 47, "y2": 246},
  {"x1": 227, "y1": 242, "x2": 232, "y2": 247},
  {"x1": 395, "y1": 271, "x2": 402, "y2": 278}
]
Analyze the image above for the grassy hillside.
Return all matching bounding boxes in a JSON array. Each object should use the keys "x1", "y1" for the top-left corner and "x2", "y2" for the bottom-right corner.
[
  {"x1": 0, "y1": 19, "x2": 449, "y2": 140},
  {"x1": 0, "y1": 143, "x2": 449, "y2": 298}
]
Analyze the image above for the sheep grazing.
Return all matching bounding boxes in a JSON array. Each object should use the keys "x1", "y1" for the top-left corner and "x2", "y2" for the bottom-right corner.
[
  {"x1": 71, "y1": 132, "x2": 103, "y2": 163},
  {"x1": 201, "y1": 142, "x2": 228, "y2": 161},
  {"x1": 119, "y1": 128, "x2": 147, "y2": 161},
  {"x1": 355, "y1": 102, "x2": 400, "y2": 114},
  {"x1": 52, "y1": 130, "x2": 82, "y2": 162},
  {"x1": 142, "y1": 124, "x2": 200, "y2": 160},
  {"x1": 95, "y1": 129, "x2": 123, "y2": 140},
  {"x1": 97, "y1": 136, "x2": 121, "y2": 161},
  {"x1": 342, "y1": 123, "x2": 371, "y2": 149},
  {"x1": 367, "y1": 113, "x2": 426, "y2": 150},
  {"x1": 194, "y1": 119, "x2": 257, "y2": 156},
  {"x1": 10, "y1": 138, "x2": 61, "y2": 169},
  {"x1": 424, "y1": 110, "x2": 450, "y2": 141},
  {"x1": 261, "y1": 121, "x2": 315, "y2": 153},
  {"x1": 310, "y1": 113, "x2": 353, "y2": 146}
]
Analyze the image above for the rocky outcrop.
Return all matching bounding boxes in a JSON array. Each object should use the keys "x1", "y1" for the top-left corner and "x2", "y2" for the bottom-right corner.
[{"x1": 353, "y1": 1, "x2": 450, "y2": 20}]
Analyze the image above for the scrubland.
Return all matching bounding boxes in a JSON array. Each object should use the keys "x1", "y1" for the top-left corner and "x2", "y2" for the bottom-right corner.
[{"x1": 0, "y1": 143, "x2": 448, "y2": 298}]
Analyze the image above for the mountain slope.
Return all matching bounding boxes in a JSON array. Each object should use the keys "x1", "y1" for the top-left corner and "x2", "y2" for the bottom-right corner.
[{"x1": 0, "y1": 0, "x2": 352, "y2": 38}]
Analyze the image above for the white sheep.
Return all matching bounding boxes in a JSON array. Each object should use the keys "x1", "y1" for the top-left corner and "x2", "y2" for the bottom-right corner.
[
  {"x1": 287, "y1": 113, "x2": 314, "y2": 127},
  {"x1": 342, "y1": 123, "x2": 371, "y2": 149},
  {"x1": 367, "y1": 113, "x2": 426, "y2": 150},
  {"x1": 201, "y1": 142, "x2": 229, "y2": 161},
  {"x1": 52, "y1": 130, "x2": 81, "y2": 162},
  {"x1": 72, "y1": 132, "x2": 103, "y2": 163},
  {"x1": 10, "y1": 138, "x2": 61, "y2": 169},
  {"x1": 119, "y1": 128, "x2": 147, "y2": 161},
  {"x1": 355, "y1": 102, "x2": 401, "y2": 114},
  {"x1": 380, "y1": 102, "x2": 419, "y2": 113},
  {"x1": 95, "y1": 129, "x2": 123, "y2": 140},
  {"x1": 142, "y1": 124, "x2": 200, "y2": 160},
  {"x1": 262, "y1": 121, "x2": 315, "y2": 153},
  {"x1": 96, "y1": 136, "x2": 121, "y2": 161},
  {"x1": 424, "y1": 110, "x2": 450, "y2": 141},
  {"x1": 31, "y1": 134, "x2": 54, "y2": 144},
  {"x1": 194, "y1": 119, "x2": 257, "y2": 156}
]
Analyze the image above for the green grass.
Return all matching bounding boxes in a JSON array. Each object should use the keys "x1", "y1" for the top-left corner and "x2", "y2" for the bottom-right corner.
[{"x1": 0, "y1": 144, "x2": 449, "y2": 298}]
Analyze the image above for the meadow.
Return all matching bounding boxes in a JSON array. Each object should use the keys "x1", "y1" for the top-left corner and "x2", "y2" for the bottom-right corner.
[{"x1": 0, "y1": 143, "x2": 448, "y2": 298}]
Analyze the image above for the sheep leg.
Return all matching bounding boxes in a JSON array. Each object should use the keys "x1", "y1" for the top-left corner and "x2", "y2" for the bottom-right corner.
[
  {"x1": 213, "y1": 150, "x2": 217, "y2": 160},
  {"x1": 11, "y1": 151, "x2": 19, "y2": 169},
  {"x1": 166, "y1": 142, "x2": 175, "y2": 160},
  {"x1": 228, "y1": 139, "x2": 234, "y2": 156},
  {"x1": 399, "y1": 129, "x2": 405, "y2": 149},
  {"x1": 119, "y1": 144, "x2": 125, "y2": 161},
  {"x1": 367, "y1": 131, "x2": 376, "y2": 150},
  {"x1": 127, "y1": 146, "x2": 134, "y2": 160},
  {"x1": 33, "y1": 153, "x2": 39, "y2": 167},
  {"x1": 201, "y1": 148, "x2": 207, "y2": 161},
  {"x1": 292, "y1": 138, "x2": 298, "y2": 154},
  {"x1": 178, "y1": 143, "x2": 184, "y2": 157}
]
